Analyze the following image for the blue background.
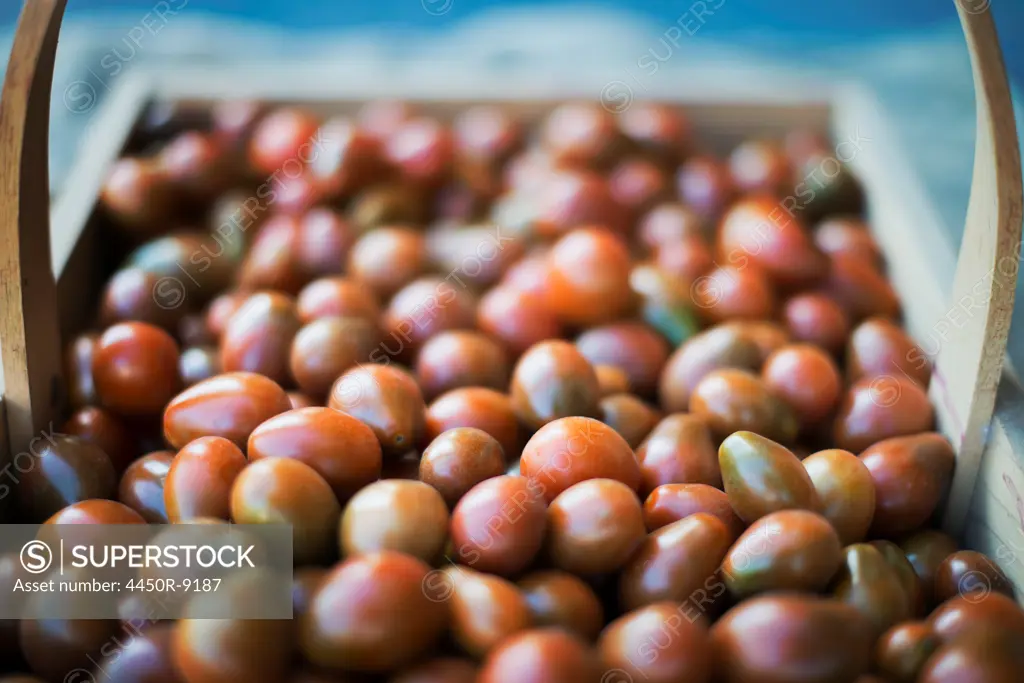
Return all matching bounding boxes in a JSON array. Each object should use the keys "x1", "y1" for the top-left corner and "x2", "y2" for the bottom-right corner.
[
  {"x1": 0, "y1": 0, "x2": 1012, "y2": 34},
  {"x1": 2, "y1": 1, "x2": 1020, "y2": 90}
]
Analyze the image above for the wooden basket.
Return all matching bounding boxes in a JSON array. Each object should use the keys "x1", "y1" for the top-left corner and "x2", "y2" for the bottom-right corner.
[{"x1": 1, "y1": 0, "x2": 1022, "y2": 587}]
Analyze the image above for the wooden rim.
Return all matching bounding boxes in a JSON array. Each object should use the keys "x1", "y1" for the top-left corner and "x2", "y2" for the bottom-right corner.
[
  {"x1": 938, "y1": 4, "x2": 1023, "y2": 534},
  {"x1": 0, "y1": 0, "x2": 68, "y2": 462},
  {"x1": 0, "y1": 1, "x2": 1021, "y2": 526}
]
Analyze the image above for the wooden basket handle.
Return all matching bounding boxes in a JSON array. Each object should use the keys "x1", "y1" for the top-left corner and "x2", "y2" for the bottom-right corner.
[
  {"x1": 938, "y1": 3, "x2": 1023, "y2": 534},
  {"x1": 0, "y1": 0, "x2": 68, "y2": 458},
  {"x1": 0, "y1": 0, "x2": 1021, "y2": 503}
]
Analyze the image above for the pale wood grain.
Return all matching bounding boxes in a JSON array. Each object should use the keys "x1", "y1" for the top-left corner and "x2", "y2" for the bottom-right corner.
[
  {"x1": 831, "y1": 83, "x2": 955, "y2": 353},
  {"x1": 149, "y1": 67, "x2": 832, "y2": 157},
  {"x1": 0, "y1": 0, "x2": 67, "y2": 462},
  {"x1": 51, "y1": 70, "x2": 152, "y2": 280},
  {"x1": 963, "y1": 514, "x2": 1024, "y2": 595},
  {"x1": 51, "y1": 72, "x2": 152, "y2": 344},
  {"x1": 972, "y1": 416, "x2": 1024, "y2": 543},
  {"x1": 937, "y1": 6, "x2": 1023, "y2": 534}
]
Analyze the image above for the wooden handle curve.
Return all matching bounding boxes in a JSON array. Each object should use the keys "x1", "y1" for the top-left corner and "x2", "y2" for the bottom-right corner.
[
  {"x1": 0, "y1": 0, "x2": 68, "y2": 460},
  {"x1": 938, "y1": 4, "x2": 1023, "y2": 534}
]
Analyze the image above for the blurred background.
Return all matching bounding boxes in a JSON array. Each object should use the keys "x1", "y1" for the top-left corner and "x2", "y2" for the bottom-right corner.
[
  {"x1": 0, "y1": 0, "x2": 1023, "y2": 361},
  {"x1": 1, "y1": 0, "x2": 1020, "y2": 210},
  {"x1": 0, "y1": 0, "x2": 1022, "y2": 51}
]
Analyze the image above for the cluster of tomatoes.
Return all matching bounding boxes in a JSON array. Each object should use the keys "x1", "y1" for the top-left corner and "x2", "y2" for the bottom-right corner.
[{"x1": 3, "y1": 98, "x2": 1020, "y2": 683}]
